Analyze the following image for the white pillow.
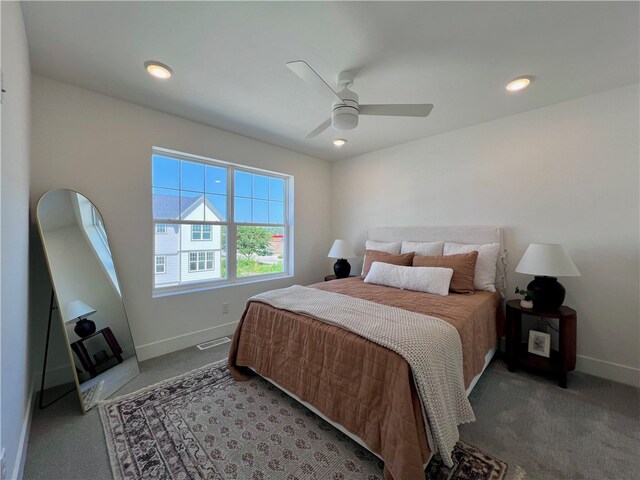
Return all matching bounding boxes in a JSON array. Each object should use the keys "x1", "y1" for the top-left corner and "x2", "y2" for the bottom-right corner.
[
  {"x1": 365, "y1": 240, "x2": 401, "y2": 254},
  {"x1": 401, "y1": 240, "x2": 444, "y2": 256},
  {"x1": 362, "y1": 241, "x2": 402, "y2": 276},
  {"x1": 443, "y1": 242, "x2": 500, "y2": 292},
  {"x1": 364, "y1": 261, "x2": 453, "y2": 296}
]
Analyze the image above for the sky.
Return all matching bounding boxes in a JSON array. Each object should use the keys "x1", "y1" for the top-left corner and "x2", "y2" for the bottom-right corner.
[{"x1": 152, "y1": 155, "x2": 285, "y2": 224}]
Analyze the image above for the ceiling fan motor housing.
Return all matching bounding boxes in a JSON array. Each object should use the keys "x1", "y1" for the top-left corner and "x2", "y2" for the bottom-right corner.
[
  {"x1": 286, "y1": 61, "x2": 433, "y2": 138},
  {"x1": 332, "y1": 88, "x2": 359, "y2": 130}
]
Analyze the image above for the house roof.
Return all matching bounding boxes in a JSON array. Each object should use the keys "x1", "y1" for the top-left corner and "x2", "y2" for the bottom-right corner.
[{"x1": 153, "y1": 193, "x2": 223, "y2": 221}]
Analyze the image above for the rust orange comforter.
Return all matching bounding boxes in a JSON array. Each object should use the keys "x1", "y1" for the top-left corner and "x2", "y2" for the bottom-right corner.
[{"x1": 228, "y1": 277, "x2": 502, "y2": 480}]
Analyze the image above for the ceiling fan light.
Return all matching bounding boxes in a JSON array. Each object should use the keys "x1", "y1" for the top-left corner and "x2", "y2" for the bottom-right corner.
[
  {"x1": 333, "y1": 113, "x2": 357, "y2": 130},
  {"x1": 333, "y1": 138, "x2": 347, "y2": 147},
  {"x1": 332, "y1": 106, "x2": 358, "y2": 130},
  {"x1": 506, "y1": 76, "x2": 532, "y2": 92},
  {"x1": 145, "y1": 61, "x2": 173, "y2": 79}
]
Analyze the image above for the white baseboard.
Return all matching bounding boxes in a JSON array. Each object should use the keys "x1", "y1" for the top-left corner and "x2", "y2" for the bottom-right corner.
[
  {"x1": 135, "y1": 320, "x2": 239, "y2": 361},
  {"x1": 33, "y1": 345, "x2": 138, "y2": 391},
  {"x1": 576, "y1": 355, "x2": 640, "y2": 387},
  {"x1": 498, "y1": 334, "x2": 638, "y2": 387},
  {"x1": 11, "y1": 381, "x2": 35, "y2": 480}
]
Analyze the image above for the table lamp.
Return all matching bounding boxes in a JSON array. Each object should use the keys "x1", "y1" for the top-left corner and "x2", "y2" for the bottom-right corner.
[
  {"x1": 515, "y1": 243, "x2": 580, "y2": 311},
  {"x1": 328, "y1": 239, "x2": 357, "y2": 278},
  {"x1": 63, "y1": 300, "x2": 97, "y2": 338}
]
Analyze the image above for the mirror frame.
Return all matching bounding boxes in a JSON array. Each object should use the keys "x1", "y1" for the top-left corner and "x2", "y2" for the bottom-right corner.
[{"x1": 36, "y1": 189, "x2": 138, "y2": 413}]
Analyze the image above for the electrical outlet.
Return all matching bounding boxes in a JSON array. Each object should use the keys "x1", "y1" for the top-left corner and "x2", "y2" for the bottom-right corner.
[
  {"x1": 1, "y1": 447, "x2": 7, "y2": 480},
  {"x1": 222, "y1": 302, "x2": 229, "y2": 314}
]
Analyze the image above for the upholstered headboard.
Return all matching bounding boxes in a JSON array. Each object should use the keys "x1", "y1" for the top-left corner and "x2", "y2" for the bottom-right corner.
[{"x1": 367, "y1": 226, "x2": 507, "y2": 296}]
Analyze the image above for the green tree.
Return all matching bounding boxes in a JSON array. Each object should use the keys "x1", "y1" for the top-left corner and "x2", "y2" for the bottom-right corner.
[{"x1": 237, "y1": 226, "x2": 273, "y2": 259}]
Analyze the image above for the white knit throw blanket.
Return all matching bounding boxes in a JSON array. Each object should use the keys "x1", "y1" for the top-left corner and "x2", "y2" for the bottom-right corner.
[{"x1": 249, "y1": 285, "x2": 475, "y2": 467}]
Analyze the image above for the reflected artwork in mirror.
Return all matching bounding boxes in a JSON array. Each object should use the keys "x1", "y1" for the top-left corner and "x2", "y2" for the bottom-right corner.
[{"x1": 37, "y1": 189, "x2": 139, "y2": 413}]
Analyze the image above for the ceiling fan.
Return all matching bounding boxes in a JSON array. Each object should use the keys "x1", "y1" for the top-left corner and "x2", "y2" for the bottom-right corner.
[{"x1": 287, "y1": 60, "x2": 434, "y2": 139}]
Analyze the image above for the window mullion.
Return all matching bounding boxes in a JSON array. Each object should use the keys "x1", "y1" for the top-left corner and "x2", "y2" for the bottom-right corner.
[
  {"x1": 283, "y1": 225, "x2": 288, "y2": 274},
  {"x1": 228, "y1": 167, "x2": 237, "y2": 281},
  {"x1": 285, "y1": 176, "x2": 293, "y2": 276}
]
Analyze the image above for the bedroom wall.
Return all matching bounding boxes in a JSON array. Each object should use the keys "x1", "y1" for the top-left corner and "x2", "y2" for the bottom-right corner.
[
  {"x1": 30, "y1": 76, "x2": 332, "y2": 370},
  {"x1": 1, "y1": 2, "x2": 33, "y2": 478},
  {"x1": 331, "y1": 84, "x2": 640, "y2": 386}
]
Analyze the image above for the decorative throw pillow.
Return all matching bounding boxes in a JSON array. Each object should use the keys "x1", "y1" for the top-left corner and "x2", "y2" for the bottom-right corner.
[
  {"x1": 361, "y1": 250, "x2": 415, "y2": 278},
  {"x1": 400, "y1": 240, "x2": 445, "y2": 256},
  {"x1": 412, "y1": 251, "x2": 478, "y2": 293},
  {"x1": 443, "y1": 242, "x2": 500, "y2": 292},
  {"x1": 364, "y1": 262, "x2": 453, "y2": 296},
  {"x1": 365, "y1": 240, "x2": 402, "y2": 254}
]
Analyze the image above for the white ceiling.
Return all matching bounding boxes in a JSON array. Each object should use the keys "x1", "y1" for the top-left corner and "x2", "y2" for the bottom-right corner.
[{"x1": 22, "y1": 1, "x2": 639, "y2": 161}]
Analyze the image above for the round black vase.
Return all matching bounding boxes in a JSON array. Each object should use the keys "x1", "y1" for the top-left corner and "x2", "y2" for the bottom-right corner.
[
  {"x1": 333, "y1": 259, "x2": 351, "y2": 279},
  {"x1": 528, "y1": 276, "x2": 566, "y2": 311},
  {"x1": 74, "y1": 318, "x2": 96, "y2": 338}
]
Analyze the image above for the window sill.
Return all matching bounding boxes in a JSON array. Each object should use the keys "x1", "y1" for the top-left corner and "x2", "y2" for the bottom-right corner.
[{"x1": 152, "y1": 272, "x2": 294, "y2": 298}]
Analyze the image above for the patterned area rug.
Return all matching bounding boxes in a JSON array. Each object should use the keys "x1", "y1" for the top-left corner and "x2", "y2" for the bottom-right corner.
[{"x1": 100, "y1": 361, "x2": 512, "y2": 480}]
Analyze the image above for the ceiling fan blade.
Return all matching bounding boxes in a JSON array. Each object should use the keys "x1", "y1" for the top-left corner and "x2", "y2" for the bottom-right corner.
[
  {"x1": 359, "y1": 104, "x2": 434, "y2": 117},
  {"x1": 287, "y1": 61, "x2": 343, "y2": 103},
  {"x1": 304, "y1": 118, "x2": 332, "y2": 139}
]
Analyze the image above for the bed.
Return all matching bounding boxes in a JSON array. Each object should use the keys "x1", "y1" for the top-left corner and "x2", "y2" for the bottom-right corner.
[{"x1": 229, "y1": 226, "x2": 506, "y2": 480}]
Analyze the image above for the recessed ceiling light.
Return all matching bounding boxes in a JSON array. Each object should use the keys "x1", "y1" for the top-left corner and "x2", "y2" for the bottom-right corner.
[
  {"x1": 506, "y1": 76, "x2": 533, "y2": 92},
  {"x1": 333, "y1": 138, "x2": 347, "y2": 147},
  {"x1": 145, "y1": 61, "x2": 173, "y2": 79}
]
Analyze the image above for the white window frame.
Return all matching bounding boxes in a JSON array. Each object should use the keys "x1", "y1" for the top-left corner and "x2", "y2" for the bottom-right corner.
[
  {"x1": 155, "y1": 255, "x2": 166, "y2": 274},
  {"x1": 91, "y1": 206, "x2": 111, "y2": 254},
  {"x1": 152, "y1": 147, "x2": 293, "y2": 296},
  {"x1": 191, "y1": 224, "x2": 212, "y2": 241},
  {"x1": 188, "y1": 250, "x2": 215, "y2": 272},
  {"x1": 156, "y1": 223, "x2": 167, "y2": 234}
]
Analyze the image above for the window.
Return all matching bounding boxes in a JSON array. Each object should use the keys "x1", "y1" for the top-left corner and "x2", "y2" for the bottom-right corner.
[
  {"x1": 76, "y1": 194, "x2": 120, "y2": 294},
  {"x1": 155, "y1": 255, "x2": 166, "y2": 274},
  {"x1": 189, "y1": 251, "x2": 214, "y2": 272},
  {"x1": 91, "y1": 205, "x2": 111, "y2": 254},
  {"x1": 152, "y1": 148, "x2": 292, "y2": 293},
  {"x1": 191, "y1": 224, "x2": 212, "y2": 241}
]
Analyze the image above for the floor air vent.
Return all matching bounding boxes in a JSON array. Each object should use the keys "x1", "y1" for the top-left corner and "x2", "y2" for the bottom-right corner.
[{"x1": 196, "y1": 336, "x2": 232, "y2": 351}]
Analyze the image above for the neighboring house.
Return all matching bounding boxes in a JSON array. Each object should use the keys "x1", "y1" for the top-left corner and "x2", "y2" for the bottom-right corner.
[
  {"x1": 270, "y1": 234, "x2": 283, "y2": 255},
  {"x1": 153, "y1": 194, "x2": 223, "y2": 287}
]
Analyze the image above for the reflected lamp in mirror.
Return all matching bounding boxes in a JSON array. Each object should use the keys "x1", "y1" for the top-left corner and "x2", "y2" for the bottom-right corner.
[
  {"x1": 37, "y1": 189, "x2": 140, "y2": 413},
  {"x1": 515, "y1": 243, "x2": 580, "y2": 311},
  {"x1": 328, "y1": 239, "x2": 357, "y2": 279},
  {"x1": 63, "y1": 300, "x2": 97, "y2": 338}
]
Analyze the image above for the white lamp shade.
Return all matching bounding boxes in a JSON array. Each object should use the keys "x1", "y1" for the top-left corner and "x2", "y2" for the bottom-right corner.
[
  {"x1": 62, "y1": 300, "x2": 97, "y2": 324},
  {"x1": 328, "y1": 239, "x2": 356, "y2": 259},
  {"x1": 515, "y1": 244, "x2": 580, "y2": 277}
]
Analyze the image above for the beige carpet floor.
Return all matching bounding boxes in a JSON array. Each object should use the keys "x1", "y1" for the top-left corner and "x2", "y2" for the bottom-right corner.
[{"x1": 24, "y1": 344, "x2": 639, "y2": 479}]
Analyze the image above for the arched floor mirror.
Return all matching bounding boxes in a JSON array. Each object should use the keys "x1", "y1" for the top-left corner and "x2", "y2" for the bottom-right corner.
[{"x1": 37, "y1": 189, "x2": 139, "y2": 413}]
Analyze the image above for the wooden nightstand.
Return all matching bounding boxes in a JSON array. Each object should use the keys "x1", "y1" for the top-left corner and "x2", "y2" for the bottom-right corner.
[
  {"x1": 70, "y1": 327, "x2": 123, "y2": 379},
  {"x1": 505, "y1": 300, "x2": 577, "y2": 388},
  {"x1": 324, "y1": 275, "x2": 357, "y2": 281}
]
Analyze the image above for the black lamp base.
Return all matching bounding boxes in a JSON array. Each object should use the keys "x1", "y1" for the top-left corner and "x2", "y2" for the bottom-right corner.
[
  {"x1": 333, "y1": 259, "x2": 351, "y2": 279},
  {"x1": 528, "y1": 276, "x2": 566, "y2": 311},
  {"x1": 74, "y1": 318, "x2": 96, "y2": 338}
]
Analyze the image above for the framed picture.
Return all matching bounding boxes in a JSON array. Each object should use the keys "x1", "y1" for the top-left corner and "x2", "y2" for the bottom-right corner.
[{"x1": 528, "y1": 330, "x2": 551, "y2": 358}]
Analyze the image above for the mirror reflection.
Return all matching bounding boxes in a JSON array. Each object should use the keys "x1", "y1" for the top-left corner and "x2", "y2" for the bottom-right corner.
[{"x1": 37, "y1": 189, "x2": 139, "y2": 412}]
